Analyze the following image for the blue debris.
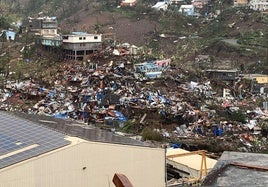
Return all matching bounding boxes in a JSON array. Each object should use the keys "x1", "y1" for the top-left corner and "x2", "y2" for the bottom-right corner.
[{"x1": 171, "y1": 143, "x2": 181, "y2": 149}]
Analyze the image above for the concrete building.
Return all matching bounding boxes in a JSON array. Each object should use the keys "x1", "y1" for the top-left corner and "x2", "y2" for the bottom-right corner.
[
  {"x1": 249, "y1": 0, "x2": 268, "y2": 11},
  {"x1": 40, "y1": 35, "x2": 62, "y2": 47},
  {"x1": 205, "y1": 69, "x2": 239, "y2": 81},
  {"x1": 27, "y1": 16, "x2": 58, "y2": 36},
  {"x1": 62, "y1": 32, "x2": 102, "y2": 60},
  {"x1": 0, "y1": 111, "x2": 166, "y2": 187},
  {"x1": 26, "y1": 16, "x2": 62, "y2": 48}
]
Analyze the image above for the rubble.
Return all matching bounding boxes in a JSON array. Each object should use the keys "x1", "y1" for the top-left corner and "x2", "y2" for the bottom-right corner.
[{"x1": 1, "y1": 43, "x2": 268, "y2": 155}]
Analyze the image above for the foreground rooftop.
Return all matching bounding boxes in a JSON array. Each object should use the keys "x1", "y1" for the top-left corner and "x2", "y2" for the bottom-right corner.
[{"x1": 202, "y1": 151, "x2": 268, "y2": 186}]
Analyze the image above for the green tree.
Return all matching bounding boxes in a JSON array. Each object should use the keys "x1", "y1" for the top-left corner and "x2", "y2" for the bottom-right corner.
[
  {"x1": 0, "y1": 17, "x2": 10, "y2": 29},
  {"x1": 230, "y1": 111, "x2": 247, "y2": 123}
]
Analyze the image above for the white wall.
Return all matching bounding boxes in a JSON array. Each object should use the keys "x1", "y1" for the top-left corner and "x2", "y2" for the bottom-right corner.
[
  {"x1": 41, "y1": 29, "x2": 57, "y2": 36},
  {"x1": 63, "y1": 34, "x2": 102, "y2": 43}
]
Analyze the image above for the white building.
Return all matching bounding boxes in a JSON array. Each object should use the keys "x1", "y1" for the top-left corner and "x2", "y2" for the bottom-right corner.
[
  {"x1": 120, "y1": 0, "x2": 137, "y2": 6},
  {"x1": 62, "y1": 32, "x2": 102, "y2": 60},
  {"x1": 0, "y1": 111, "x2": 166, "y2": 187},
  {"x1": 152, "y1": 2, "x2": 169, "y2": 11},
  {"x1": 179, "y1": 5, "x2": 195, "y2": 16}
]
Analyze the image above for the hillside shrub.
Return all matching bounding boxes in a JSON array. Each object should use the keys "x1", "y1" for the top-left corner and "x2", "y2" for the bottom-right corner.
[{"x1": 141, "y1": 127, "x2": 163, "y2": 141}]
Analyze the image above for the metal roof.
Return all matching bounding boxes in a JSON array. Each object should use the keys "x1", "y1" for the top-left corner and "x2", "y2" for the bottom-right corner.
[
  {"x1": 8, "y1": 111, "x2": 149, "y2": 147},
  {"x1": 0, "y1": 111, "x2": 71, "y2": 169}
]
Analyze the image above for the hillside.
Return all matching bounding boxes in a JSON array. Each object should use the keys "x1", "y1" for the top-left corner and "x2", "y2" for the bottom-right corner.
[
  {"x1": 0, "y1": 1, "x2": 267, "y2": 73},
  {"x1": 35, "y1": 1, "x2": 268, "y2": 69}
]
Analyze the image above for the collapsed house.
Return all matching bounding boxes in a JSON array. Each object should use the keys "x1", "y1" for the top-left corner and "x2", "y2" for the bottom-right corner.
[{"x1": 134, "y1": 59, "x2": 171, "y2": 79}]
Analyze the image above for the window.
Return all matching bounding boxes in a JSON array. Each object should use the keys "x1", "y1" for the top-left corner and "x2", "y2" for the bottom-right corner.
[
  {"x1": 94, "y1": 36, "x2": 98, "y2": 40},
  {"x1": 63, "y1": 36, "x2": 68, "y2": 40},
  {"x1": 83, "y1": 37, "x2": 86, "y2": 40},
  {"x1": 79, "y1": 37, "x2": 82, "y2": 40}
]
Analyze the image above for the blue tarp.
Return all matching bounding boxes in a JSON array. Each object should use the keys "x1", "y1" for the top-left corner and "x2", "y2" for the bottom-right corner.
[
  {"x1": 171, "y1": 143, "x2": 181, "y2": 149},
  {"x1": 160, "y1": 110, "x2": 166, "y2": 117},
  {"x1": 38, "y1": 87, "x2": 47, "y2": 93},
  {"x1": 148, "y1": 95, "x2": 154, "y2": 102},
  {"x1": 158, "y1": 95, "x2": 170, "y2": 104},
  {"x1": 97, "y1": 92, "x2": 103, "y2": 101},
  {"x1": 212, "y1": 126, "x2": 223, "y2": 136},
  {"x1": 112, "y1": 83, "x2": 118, "y2": 91},
  {"x1": 53, "y1": 112, "x2": 68, "y2": 119},
  {"x1": 114, "y1": 110, "x2": 127, "y2": 122},
  {"x1": 130, "y1": 98, "x2": 138, "y2": 103},
  {"x1": 47, "y1": 90, "x2": 56, "y2": 97},
  {"x1": 83, "y1": 95, "x2": 91, "y2": 103}
]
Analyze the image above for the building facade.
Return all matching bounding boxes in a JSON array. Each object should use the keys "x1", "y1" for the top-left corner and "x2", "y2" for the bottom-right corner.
[
  {"x1": 27, "y1": 16, "x2": 58, "y2": 36},
  {"x1": 62, "y1": 32, "x2": 102, "y2": 60},
  {"x1": 205, "y1": 69, "x2": 239, "y2": 81},
  {"x1": 249, "y1": 0, "x2": 268, "y2": 11}
]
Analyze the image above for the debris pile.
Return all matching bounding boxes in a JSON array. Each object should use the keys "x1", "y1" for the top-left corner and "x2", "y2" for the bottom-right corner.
[{"x1": 1, "y1": 45, "x2": 268, "y2": 154}]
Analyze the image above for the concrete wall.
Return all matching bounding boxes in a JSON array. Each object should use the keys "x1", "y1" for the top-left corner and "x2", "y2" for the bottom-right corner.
[
  {"x1": 63, "y1": 34, "x2": 102, "y2": 43},
  {"x1": 41, "y1": 29, "x2": 57, "y2": 36},
  {"x1": 63, "y1": 42, "x2": 102, "y2": 50},
  {"x1": 0, "y1": 142, "x2": 165, "y2": 187}
]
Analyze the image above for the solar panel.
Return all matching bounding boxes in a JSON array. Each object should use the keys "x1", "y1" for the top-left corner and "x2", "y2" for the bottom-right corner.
[{"x1": 0, "y1": 111, "x2": 71, "y2": 169}]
